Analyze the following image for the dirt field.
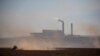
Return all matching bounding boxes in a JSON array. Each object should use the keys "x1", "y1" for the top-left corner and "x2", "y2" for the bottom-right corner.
[{"x1": 0, "y1": 48, "x2": 100, "y2": 56}]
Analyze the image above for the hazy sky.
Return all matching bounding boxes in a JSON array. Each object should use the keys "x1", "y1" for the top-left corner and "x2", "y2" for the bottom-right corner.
[{"x1": 1, "y1": 0, "x2": 100, "y2": 37}]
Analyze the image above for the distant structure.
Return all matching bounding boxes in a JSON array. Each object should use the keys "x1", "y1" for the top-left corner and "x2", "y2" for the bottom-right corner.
[
  {"x1": 58, "y1": 19, "x2": 64, "y2": 35},
  {"x1": 31, "y1": 30, "x2": 64, "y2": 39},
  {"x1": 30, "y1": 21, "x2": 98, "y2": 48},
  {"x1": 31, "y1": 29, "x2": 95, "y2": 48},
  {"x1": 71, "y1": 23, "x2": 73, "y2": 36}
]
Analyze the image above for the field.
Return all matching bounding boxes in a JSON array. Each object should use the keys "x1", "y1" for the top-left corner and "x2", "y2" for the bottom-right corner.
[{"x1": 0, "y1": 48, "x2": 100, "y2": 56}]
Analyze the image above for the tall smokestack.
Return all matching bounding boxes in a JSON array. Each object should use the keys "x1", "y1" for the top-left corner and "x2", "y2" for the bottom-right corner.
[
  {"x1": 71, "y1": 23, "x2": 73, "y2": 36},
  {"x1": 58, "y1": 19, "x2": 64, "y2": 34},
  {"x1": 62, "y1": 22, "x2": 64, "y2": 34}
]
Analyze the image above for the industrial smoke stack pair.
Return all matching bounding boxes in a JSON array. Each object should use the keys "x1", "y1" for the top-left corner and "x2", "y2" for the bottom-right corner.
[{"x1": 58, "y1": 19, "x2": 73, "y2": 36}]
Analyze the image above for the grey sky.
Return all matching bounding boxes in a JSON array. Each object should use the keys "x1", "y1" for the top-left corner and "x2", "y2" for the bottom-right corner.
[{"x1": 1, "y1": 0, "x2": 100, "y2": 38}]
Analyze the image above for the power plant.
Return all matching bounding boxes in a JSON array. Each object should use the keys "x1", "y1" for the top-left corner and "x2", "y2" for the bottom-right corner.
[{"x1": 31, "y1": 19, "x2": 100, "y2": 48}]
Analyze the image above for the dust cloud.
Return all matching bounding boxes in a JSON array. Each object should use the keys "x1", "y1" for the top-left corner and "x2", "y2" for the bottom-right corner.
[
  {"x1": 17, "y1": 36, "x2": 56, "y2": 50},
  {"x1": 79, "y1": 24, "x2": 100, "y2": 36}
]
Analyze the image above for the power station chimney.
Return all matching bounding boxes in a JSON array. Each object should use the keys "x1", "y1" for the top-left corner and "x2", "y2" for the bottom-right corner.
[
  {"x1": 62, "y1": 21, "x2": 64, "y2": 34},
  {"x1": 71, "y1": 23, "x2": 73, "y2": 36},
  {"x1": 58, "y1": 19, "x2": 64, "y2": 34}
]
